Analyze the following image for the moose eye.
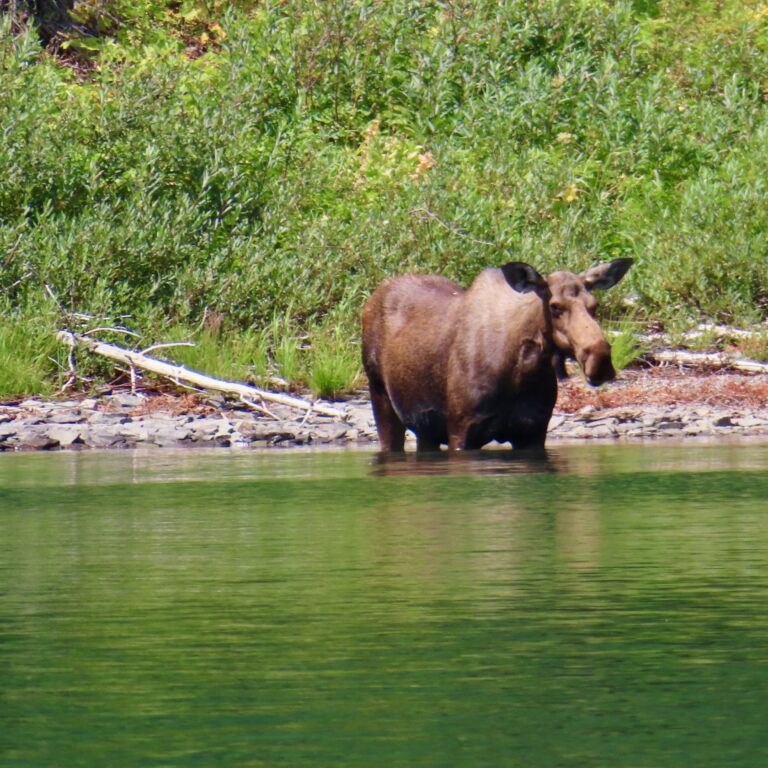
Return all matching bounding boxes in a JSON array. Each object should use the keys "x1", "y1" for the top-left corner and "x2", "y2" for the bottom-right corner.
[{"x1": 550, "y1": 302, "x2": 565, "y2": 318}]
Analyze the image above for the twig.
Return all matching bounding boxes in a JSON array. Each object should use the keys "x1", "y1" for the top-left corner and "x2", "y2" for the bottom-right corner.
[
  {"x1": 141, "y1": 342, "x2": 196, "y2": 355},
  {"x1": 411, "y1": 207, "x2": 496, "y2": 246},
  {"x1": 169, "y1": 377, "x2": 206, "y2": 394},
  {"x1": 45, "y1": 284, "x2": 62, "y2": 307},
  {"x1": 195, "y1": 307, "x2": 210, "y2": 334},
  {"x1": 86, "y1": 326, "x2": 142, "y2": 338},
  {"x1": 6, "y1": 271, "x2": 34, "y2": 291},
  {"x1": 240, "y1": 395, "x2": 280, "y2": 420},
  {"x1": 56, "y1": 343, "x2": 79, "y2": 393},
  {"x1": 129, "y1": 365, "x2": 142, "y2": 396},
  {"x1": 299, "y1": 402, "x2": 315, "y2": 426}
]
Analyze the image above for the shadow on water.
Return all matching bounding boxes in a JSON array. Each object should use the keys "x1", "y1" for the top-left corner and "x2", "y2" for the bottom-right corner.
[{"x1": 368, "y1": 447, "x2": 569, "y2": 477}]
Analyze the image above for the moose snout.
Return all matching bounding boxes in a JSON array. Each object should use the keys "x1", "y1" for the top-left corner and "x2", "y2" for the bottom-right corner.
[{"x1": 578, "y1": 341, "x2": 616, "y2": 387}]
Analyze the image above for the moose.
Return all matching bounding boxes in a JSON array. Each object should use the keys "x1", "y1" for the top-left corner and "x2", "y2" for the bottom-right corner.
[{"x1": 362, "y1": 258, "x2": 633, "y2": 452}]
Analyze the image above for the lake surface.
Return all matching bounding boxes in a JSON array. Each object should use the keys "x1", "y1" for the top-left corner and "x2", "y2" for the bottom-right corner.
[{"x1": 2, "y1": 443, "x2": 768, "y2": 767}]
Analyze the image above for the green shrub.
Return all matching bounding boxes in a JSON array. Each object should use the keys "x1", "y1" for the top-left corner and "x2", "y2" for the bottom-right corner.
[{"x1": 2, "y1": 1, "x2": 768, "y2": 396}]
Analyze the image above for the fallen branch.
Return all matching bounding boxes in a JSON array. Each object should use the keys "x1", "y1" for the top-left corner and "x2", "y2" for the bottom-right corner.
[
  {"x1": 57, "y1": 331, "x2": 346, "y2": 419},
  {"x1": 649, "y1": 349, "x2": 768, "y2": 374},
  {"x1": 239, "y1": 395, "x2": 280, "y2": 420},
  {"x1": 609, "y1": 323, "x2": 768, "y2": 346}
]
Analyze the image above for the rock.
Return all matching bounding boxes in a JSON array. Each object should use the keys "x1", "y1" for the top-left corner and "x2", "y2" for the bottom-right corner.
[
  {"x1": 656, "y1": 418, "x2": 683, "y2": 430},
  {"x1": 47, "y1": 410, "x2": 87, "y2": 424},
  {"x1": 48, "y1": 426, "x2": 85, "y2": 447},
  {"x1": 547, "y1": 415, "x2": 566, "y2": 432},
  {"x1": 584, "y1": 424, "x2": 616, "y2": 439},
  {"x1": 204, "y1": 393, "x2": 228, "y2": 409},
  {"x1": 19, "y1": 399, "x2": 45, "y2": 410},
  {"x1": 117, "y1": 423, "x2": 150, "y2": 441},
  {"x1": 86, "y1": 413, "x2": 131, "y2": 430},
  {"x1": 188, "y1": 417, "x2": 228, "y2": 438},
  {"x1": 739, "y1": 416, "x2": 768, "y2": 429},
  {"x1": 106, "y1": 393, "x2": 146, "y2": 410},
  {"x1": 19, "y1": 434, "x2": 60, "y2": 451},
  {"x1": 236, "y1": 420, "x2": 290, "y2": 442},
  {"x1": 312, "y1": 425, "x2": 349, "y2": 443},
  {"x1": 145, "y1": 419, "x2": 194, "y2": 446},
  {"x1": 0, "y1": 423, "x2": 17, "y2": 437}
]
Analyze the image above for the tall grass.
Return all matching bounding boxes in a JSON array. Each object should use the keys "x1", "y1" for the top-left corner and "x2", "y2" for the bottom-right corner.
[
  {"x1": 161, "y1": 325, "x2": 270, "y2": 386},
  {"x1": 1, "y1": 2, "x2": 767, "y2": 396},
  {"x1": 306, "y1": 329, "x2": 363, "y2": 400},
  {"x1": 0, "y1": 317, "x2": 60, "y2": 399}
]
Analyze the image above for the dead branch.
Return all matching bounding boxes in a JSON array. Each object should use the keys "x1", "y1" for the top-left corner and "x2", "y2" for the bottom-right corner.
[
  {"x1": 649, "y1": 349, "x2": 768, "y2": 374},
  {"x1": 239, "y1": 395, "x2": 280, "y2": 420},
  {"x1": 140, "y1": 341, "x2": 196, "y2": 355},
  {"x1": 57, "y1": 331, "x2": 346, "y2": 419}
]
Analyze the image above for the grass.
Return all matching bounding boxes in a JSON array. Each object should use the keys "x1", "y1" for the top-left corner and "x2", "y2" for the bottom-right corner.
[
  {"x1": 161, "y1": 325, "x2": 270, "y2": 386},
  {"x1": 266, "y1": 312, "x2": 306, "y2": 389},
  {"x1": 0, "y1": 319, "x2": 60, "y2": 399},
  {"x1": 306, "y1": 330, "x2": 363, "y2": 400},
  {"x1": 607, "y1": 321, "x2": 650, "y2": 372},
  {"x1": 736, "y1": 333, "x2": 768, "y2": 363},
  {"x1": 135, "y1": 319, "x2": 361, "y2": 400},
  {"x1": 1, "y1": 1, "x2": 767, "y2": 397}
]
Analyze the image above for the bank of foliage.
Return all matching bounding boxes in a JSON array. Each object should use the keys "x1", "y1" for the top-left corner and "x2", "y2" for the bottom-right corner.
[{"x1": 1, "y1": 0, "x2": 767, "y2": 396}]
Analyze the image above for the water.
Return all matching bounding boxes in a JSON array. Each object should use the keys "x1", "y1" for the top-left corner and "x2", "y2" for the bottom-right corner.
[{"x1": 1, "y1": 444, "x2": 768, "y2": 767}]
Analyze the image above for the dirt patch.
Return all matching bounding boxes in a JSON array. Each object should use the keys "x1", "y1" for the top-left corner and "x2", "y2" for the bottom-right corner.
[{"x1": 557, "y1": 366, "x2": 768, "y2": 412}]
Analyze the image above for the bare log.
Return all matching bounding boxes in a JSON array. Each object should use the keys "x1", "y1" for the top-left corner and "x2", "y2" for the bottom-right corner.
[
  {"x1": 57, "y1": 331, "x2": 346, "y2": 419},
  {"x1": 650, "y1": 349, "x2": 768, "y2": 374},
  {"x1": 610, "y1": 323, "x2": 768, "y2": 346}
]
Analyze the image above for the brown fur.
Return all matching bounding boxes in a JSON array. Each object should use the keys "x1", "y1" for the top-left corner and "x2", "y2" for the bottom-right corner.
[{"x1": 362, "y1": 259, "x2": 632, "y2": 452}]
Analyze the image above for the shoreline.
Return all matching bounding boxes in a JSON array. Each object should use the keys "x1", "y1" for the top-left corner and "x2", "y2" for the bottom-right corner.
[{"x1": 2, "y1": 368, "x2": 768, "y2": 452}]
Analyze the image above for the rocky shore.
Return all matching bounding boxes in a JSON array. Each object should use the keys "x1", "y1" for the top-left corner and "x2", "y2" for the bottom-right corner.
[{"x1": 2, "y1": 368, "x2": 768, "y2": 452}]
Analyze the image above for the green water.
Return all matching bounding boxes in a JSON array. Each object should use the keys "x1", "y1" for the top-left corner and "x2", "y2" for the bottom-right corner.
[{"x1": 2, "y1": 444, "x2": 768, "y2": 767}]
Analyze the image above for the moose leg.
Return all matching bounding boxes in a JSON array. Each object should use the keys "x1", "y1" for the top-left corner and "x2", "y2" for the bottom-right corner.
[
  {"x1": 447, "y1": 421, "x2": 472, "y2": 451},
  {"x1": 447, "y1": 410, "x2": 491, "y2": 450},
  {"x1": 510, "y1": 430, "x2": 547, "y2": 450},
  {"x1": 369, "y1": 383, "x2": 406, "y2": 452},
  {"x1": 416, "y1": 435, "x2": 441, "y2": 452}
]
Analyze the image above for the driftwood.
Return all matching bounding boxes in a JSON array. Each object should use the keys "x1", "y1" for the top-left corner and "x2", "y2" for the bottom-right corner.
[
  {"x1": 649, "y1": 349, "x2": 768, "y2": 374},
  {"x1": 57, "y1": 331, "x2": 346, "y2": 419},
  {"x1": 606, "y1": 323, "x2": 768, "y2": 347}
]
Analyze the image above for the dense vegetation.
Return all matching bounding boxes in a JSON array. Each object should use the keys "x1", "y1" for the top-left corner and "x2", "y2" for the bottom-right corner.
[{"x1": 1, "y1": 0, "x2": 767, "y2": 397}]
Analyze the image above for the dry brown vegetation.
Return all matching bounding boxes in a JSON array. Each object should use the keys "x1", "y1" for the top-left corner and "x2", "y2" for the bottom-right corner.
[{"x1": 557, "y1": 367, "x2": 768, "y2": 413}]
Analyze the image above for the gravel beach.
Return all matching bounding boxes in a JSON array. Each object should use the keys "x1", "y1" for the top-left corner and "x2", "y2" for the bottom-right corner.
[{"x1": 2, "y1": 367, "x2": 768, "y2": 452}]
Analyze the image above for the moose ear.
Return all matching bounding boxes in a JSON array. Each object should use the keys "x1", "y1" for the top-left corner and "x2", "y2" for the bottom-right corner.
[
  {"x1": 581, "y1": 258, "x2": 634, "y2": 291},
  {"x1": 500, "y1": 262, "x2": 545, "y2": 294}
]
